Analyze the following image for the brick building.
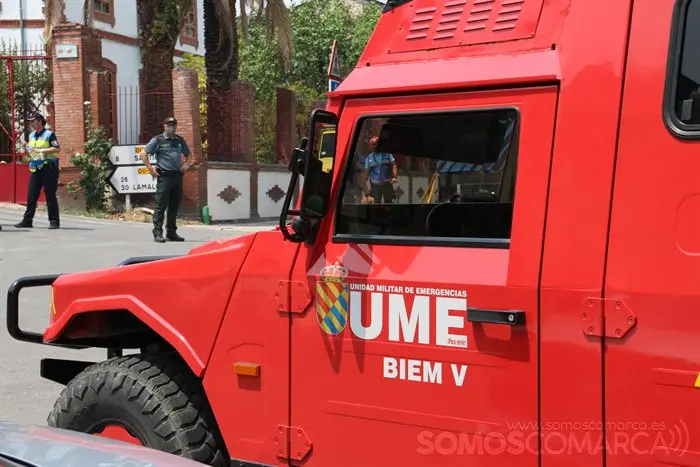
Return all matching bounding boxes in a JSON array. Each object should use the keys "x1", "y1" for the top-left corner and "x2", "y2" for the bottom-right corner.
[{"x1": 0, "y1": 0, "x2": 205, "y2": 145}]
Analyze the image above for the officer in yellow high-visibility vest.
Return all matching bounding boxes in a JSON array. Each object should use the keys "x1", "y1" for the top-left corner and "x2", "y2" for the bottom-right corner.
[{"x1": 14, "y1": 113, "x2": 61, "y2": 229}]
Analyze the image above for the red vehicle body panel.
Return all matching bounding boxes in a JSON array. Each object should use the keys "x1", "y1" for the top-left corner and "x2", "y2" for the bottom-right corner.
[
  {"x1": 604, "y1": 0, "x2": 700, "y2": 465},
  {"x1": 46, "y1": 234, "x2": 257, "y2": 376},
  {"x1": 536, "y1": 1, "x2": 635, "y2": 467},
  {"x1": 290, "y1": 86, "x2": 558, "y2": 467},
  {"x1": 32, "y1": 0, "x2": 700, "y2": 466},
  {"x1": 202, "y1": 231, "x2": 300, "y2": 465}
]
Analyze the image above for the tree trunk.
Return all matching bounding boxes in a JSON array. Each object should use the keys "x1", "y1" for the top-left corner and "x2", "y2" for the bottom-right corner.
[
  {"x1": 140, "y1": 43, "x2": 176, "y2": 140},
  {"x1": 203, "y1": 0, "x2": 238, "y2": 161},
  {"x1": 138, "y1": 0, "x2": 181, "y2": 140}
]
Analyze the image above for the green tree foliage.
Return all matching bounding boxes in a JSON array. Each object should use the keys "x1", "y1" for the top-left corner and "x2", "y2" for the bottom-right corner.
[
  {"x1": 239, "y1": 0, "x2": 381, "y2": 162},
  {"x1": 66, "y1": 105, "x2": 113, "y2": 211},
  {"x1": 240, "y1": 0, "x2": 380, "y2": 100}
]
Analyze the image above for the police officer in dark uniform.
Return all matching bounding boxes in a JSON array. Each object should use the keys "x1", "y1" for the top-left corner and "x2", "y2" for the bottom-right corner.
[{"x1": 140, "y1": 117, "x2": 194, "y2": 243}]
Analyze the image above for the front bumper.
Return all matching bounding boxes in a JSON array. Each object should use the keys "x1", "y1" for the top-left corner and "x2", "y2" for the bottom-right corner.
[
  {"x1": 6, "y1": 274, "x2": 62, "y2": 345},
  {"x1": 5, "y1": 255, "x2": 180, "y2": 346}
]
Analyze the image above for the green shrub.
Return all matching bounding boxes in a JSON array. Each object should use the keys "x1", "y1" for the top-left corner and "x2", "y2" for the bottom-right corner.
[{"x1": 66, "y1": 105, "x2": 113, "y2": 211}]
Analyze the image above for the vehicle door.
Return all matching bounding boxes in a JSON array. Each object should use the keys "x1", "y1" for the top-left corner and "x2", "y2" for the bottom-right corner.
[
  {"x1": 603, "y1": 0, "x2": 700, "y2": 465},
  {"x1": 289, "y1": 85, "x2": 558, "y2": 467}
]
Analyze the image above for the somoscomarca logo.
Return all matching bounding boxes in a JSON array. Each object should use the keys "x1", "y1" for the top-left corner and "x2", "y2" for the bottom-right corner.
[{"x1": 316, "y1": 261, "x2": 349, "y2": 335}]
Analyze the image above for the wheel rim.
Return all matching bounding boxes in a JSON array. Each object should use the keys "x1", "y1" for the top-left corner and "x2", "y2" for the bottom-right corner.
[{"x1": 92, "y1": 423, "x2": 144, "y2": 446}]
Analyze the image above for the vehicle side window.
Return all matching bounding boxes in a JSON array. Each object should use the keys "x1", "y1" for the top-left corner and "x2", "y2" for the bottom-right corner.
[
  {"x1": 333, "y1": 108, "x2": 519, "y2": 247},
  {"x1": 665, "y1": 0, "x2": 700, "y2": 136}
]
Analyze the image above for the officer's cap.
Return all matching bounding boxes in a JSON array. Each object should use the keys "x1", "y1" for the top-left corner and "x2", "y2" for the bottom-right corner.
[
  {"x1": 164, "y1": 117, "x2": 177, "y2": 125},
  {"x1": 29, "y1": 113, "x2": 46, "y2": 125}
]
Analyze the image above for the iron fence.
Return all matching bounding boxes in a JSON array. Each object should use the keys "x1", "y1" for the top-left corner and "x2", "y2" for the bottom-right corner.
[{"x1": 0, "y1": 45, "x2": 53, "y2": 203}]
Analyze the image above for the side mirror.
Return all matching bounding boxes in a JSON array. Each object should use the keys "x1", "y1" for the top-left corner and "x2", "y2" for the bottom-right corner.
[
  {"x1": 300, "y1": 109, "x2": 338, "y2": 219},
  {"x1": 278, "y1": 109, "x2": 338, "y2": 243}
]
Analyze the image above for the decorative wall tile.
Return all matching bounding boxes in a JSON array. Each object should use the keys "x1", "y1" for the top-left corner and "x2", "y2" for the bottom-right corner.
[
  {"x1": 218, "y1": 185, "x2": 241, "y2": 204},
  {"x1": 259, "y1": 171, "x2": 293, "y2": 218},
  {"x1": 207, "y1": 169, "x2": 250, "y2": 221},
  {"x1": 266, "y1": 184, "x2": 285, "y2": 203}
]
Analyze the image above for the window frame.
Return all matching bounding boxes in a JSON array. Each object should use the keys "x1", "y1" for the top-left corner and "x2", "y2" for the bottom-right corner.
[
  {"x1": 663, "y1": 0, "x2": 700, "y2": 140},
  {"x1": 179, "y1": 2, "x2": 199, "y2": 49},
  {"x1": 92, "y1": 0, "x2": 115, "y2": 27},
  {"x1": 331, "y1": 106, "x2": 521, "y2": 249}
]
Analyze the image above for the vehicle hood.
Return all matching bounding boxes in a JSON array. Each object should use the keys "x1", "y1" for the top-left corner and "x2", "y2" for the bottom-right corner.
[
  {"x1": 0, "y1": 420, "x2": 205, "y2": 466},
  {"x1": 187, "y1": 230, "x2": 260, "y2": 255}
]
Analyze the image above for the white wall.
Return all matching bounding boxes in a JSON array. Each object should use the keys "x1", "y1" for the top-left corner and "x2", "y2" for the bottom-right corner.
[
  {"x1": 0, "y1": 0, "x2": 44, "y2": 19},
  {"x1": 3, "y1": 1, "x2": 205, "y2": 56},
  {"x1": 101, "y1": 39, "x2": 142, "y2": 145},
  {"x1": 258, "y1": 171, "x2": 293, "y2": 218},
  {"x1": 63, "y1": 1, "x2": 139, "y2": 39},
  {"x1": 208, "y1": 169, "x2": 252, "y2": 221},
  {"x1": 0, "y1": 27, "x2": 45, "y2": 51}
]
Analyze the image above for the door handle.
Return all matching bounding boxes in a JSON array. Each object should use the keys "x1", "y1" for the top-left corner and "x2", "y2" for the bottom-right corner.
[{"x1": 467, "y1": 308, "x2": 526, "y2": 326}]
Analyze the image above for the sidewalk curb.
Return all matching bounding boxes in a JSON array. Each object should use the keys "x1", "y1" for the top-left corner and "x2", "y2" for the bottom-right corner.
[{"x1": 0, "y1": 203, "x2": 276, "y2": 233}]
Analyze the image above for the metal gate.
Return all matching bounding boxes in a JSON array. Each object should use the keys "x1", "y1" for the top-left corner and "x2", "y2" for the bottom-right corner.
[{"x1": 0, "y1": 49, "x2": 53, "y2": 203}]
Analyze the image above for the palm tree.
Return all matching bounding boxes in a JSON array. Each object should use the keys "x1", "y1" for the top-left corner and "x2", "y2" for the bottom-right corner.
[
  {"x1": 203, "y1": 0, "x2": 292, "y2": 160},
  {"x1": 136, "y1": 0, "x2": 194, "y2": 138},
  {"x1": 42, "y1": 0, "x2": 67, "y2": 52}
]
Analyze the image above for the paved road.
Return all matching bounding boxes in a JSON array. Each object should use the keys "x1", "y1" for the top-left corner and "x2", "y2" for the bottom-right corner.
[{"x1": 0, "y1": 205, "x2": 274, "y2": 426}]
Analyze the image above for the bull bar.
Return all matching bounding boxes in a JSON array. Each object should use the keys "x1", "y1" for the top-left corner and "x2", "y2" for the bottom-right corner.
[
  {"x1": 6, "y1": 255, "x2": 180, "y2": 346},
  {"x1": 6, "y1": 274, "x2": 62, "y2": 345}
]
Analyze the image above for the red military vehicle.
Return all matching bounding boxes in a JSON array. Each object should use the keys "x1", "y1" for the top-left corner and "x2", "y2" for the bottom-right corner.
[{"x1": 7, "y1": 0, "x2": 700, "y2": 466}]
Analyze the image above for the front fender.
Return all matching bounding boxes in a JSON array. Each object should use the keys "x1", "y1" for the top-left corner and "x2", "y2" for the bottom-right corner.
[{"x1": 45, "y1": 233, "x2": 257, "y2": 377}]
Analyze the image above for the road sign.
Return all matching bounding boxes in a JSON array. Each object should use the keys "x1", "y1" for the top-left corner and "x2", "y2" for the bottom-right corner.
[
  {"x1": 327, "y1": 40, "x2": 342, "y2": 92},
  {"x1": 107, "y1": 165, "x2": 157, "y2": 194},
  {"x1": 327, "y1": 40, "x2": 340, "y2": 80},
  {"x1": 109, "y1": 145, "x2": 156, "y2": 166}
]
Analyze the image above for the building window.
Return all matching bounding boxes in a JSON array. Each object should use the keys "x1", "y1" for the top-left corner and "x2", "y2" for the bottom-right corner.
[
  {"x1": 179, "y1": 2, "x2": 198, "y2": 48},
  {"x1": 92, "y1": 0, "x2": 115, "y2": 26},
  {"x1": 333, "y1": 108, "x2": 519, "y2": 247},
  {"x1": 94, "y1": 0, "x2": 109, "y2": 13},
  {"x1": 664, "y1": 0, "x2": 700, "y2": 139}
]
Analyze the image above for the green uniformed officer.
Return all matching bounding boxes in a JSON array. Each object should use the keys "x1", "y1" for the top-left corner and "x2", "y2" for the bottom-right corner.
[{"x1": 140, "y1": 117, "x2": 195, "y2": 243}]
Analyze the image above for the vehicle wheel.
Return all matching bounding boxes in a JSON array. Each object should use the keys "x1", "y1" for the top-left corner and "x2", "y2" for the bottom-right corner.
[{"x1": 47, "y1": 352, "x2": 228, "y2": 467}]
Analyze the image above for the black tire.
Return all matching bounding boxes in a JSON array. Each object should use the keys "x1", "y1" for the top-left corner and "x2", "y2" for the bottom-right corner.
[{"x1": 47, "y1": 352, "x2": 228, "y2": 467}]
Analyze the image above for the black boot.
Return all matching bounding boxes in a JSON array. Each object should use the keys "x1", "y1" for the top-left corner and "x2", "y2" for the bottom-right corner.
[
  {"x1": 166, "y1": 232, "x2": 185, "y2": 242},
  {"x1": 14, "y1": 220, "x2": 32, "y2": 228},
  {"x1": 154, "y1": 233, "x2": 166, "y2": 243}
]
